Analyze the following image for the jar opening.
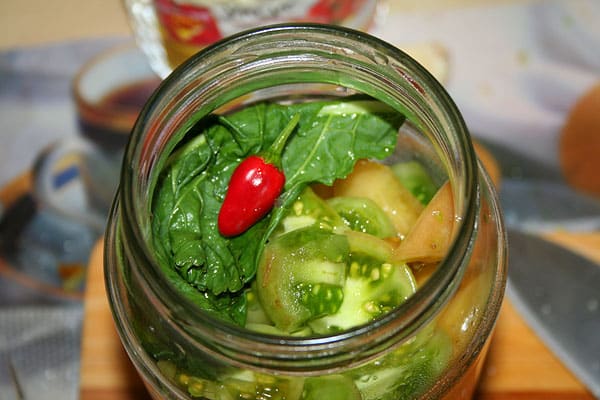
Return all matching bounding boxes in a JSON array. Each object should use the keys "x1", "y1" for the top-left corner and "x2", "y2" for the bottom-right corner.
[{"x1": 117, "y1": 23, "x2": 479, "y2": 371}]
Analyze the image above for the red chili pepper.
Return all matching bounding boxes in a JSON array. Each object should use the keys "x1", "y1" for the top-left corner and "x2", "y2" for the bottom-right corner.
[{"x1": 218, "y1": 114, "x2": 300, "y2": 237}]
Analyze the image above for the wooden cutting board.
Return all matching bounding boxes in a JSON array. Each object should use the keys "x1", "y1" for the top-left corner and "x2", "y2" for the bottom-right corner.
[
  {"x1": 79, "y1": 232, "x2": 600, "y2": 400},
  {"x1": 1, "y1": 157, "x2": 596, "y2": 399}
]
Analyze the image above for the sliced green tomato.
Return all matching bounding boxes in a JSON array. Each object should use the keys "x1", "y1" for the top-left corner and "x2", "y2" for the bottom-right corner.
[
  {"x1": 309, "y1": 232, "x2": 417, "y2": 335},
  {"x1": 256, "y1": 227, "x2": 349, "y2": 332},
  {"x1": 346, "y1": 230, "x2": 394, "y2": 262},
  {"x1": 184, "y1": 375, "x2": 216, "y2": 398},
  {"x1": 296, "y1": 282, "x2": 345, "y2": 317},
  {"x1": 245, "y1": 284, "x2": 271, "y2": 326},
  {"x1": 352, "y1": 329, "x2": 453, "y2": 400},
  {"x1": 301, "y1": 375, "x2": 362, "y2": 400},
  {"x1": 327, "y1": 196, "x2": 396, "y2": 238},
  {"x1": 391, "y1": 160, "x2": 439, "y2": 205},
  {"x1": 332, "y1": 160, "x2": 424, "y2": 238},
  {"x1": 219, "y1": 371, "x2": 305, "y2": 400},
  {"x1": 277, "y1": 186, "x2": 346, "y2": 235}
]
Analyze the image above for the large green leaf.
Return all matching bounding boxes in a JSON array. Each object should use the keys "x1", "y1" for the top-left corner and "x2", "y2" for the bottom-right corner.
[
  {"x1": 151, "y1": 99, "x2": 404, "y2": 324},
  {"x1": 282, "y1": 100, "x2": 402, "y2": 188}
]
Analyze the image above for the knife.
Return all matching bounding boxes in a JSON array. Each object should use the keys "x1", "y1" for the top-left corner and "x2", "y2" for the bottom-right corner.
[
  {"x1": 501, "y1": 180, "x2": 600, "y2": 233},
  {"x1": 478, "y1": 136, "x2": 600, "y2": 395},
  {"x1": 475, "y1": 136, "x2": 563, "y2": 181},
  {"x1": 475, "y1": 136, "x2": 600, "y2": 232},
  {"x1": 507, "y1": 229, "x2": 600, "y2": 398}
]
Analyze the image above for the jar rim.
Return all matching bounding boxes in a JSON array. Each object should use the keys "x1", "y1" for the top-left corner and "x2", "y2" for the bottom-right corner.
[{"x1": 116, "y1": 23, "x2": 480, "y2": 369}]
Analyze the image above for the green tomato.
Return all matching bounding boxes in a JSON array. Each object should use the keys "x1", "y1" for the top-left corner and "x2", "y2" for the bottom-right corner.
[
  {"x1": 327, "y1": 196, "x2": 396, "y2": 238},
  {"x1": 256, "y1": 227, "x2": 349, "y2": 332}
]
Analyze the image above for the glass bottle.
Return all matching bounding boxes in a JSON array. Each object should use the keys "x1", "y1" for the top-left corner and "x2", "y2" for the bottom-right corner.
[
  {"x1": 105, "y1": 24, "x2": 507, "y2": 400},
  {"x1": 122, "y1": 0, "x2": 382, "y2": 77}
]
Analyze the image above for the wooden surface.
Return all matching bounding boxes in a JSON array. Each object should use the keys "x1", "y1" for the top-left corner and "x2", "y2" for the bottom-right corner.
[
  {"x1": 79, "y1": 233, "x2": 600, "y2": 400},
  {"x1": 0, "y1": 0, "x2": 130, "y2": 50},
  {"x1": 1, "y1": 165, "x2": 597, "y2": 399}
]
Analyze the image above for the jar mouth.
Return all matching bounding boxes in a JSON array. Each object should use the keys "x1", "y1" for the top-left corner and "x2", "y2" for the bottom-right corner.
[{"x1": 118, "y1": 23, "x2": 480, "y2": 368}]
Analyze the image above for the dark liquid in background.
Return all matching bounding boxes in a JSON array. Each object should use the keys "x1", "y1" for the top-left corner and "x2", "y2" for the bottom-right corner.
[
  {"x1": 78, "y1": 77, "x2": 162, "y2": 150},
  {"x1": 103, "y1": 78, "x2": 161, "y2": 109},
  {"x1": 75, "y1": 76, "x2": 162, "y2": 217}
]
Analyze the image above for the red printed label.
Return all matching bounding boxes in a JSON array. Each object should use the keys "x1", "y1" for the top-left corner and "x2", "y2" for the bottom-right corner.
[
  {"x1": 155, "y1": 0, "x2": 222, "y2": 46},
  {"x1": 308, "y1": 0, "x2": 367, "y2": 23},
  {"x1": 155, "y1": 0, "x2": 373, "y2": 48}
]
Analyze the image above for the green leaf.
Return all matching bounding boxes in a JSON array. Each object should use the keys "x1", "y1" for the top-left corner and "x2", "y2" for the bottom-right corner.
[
  {"x1": 168, "y1": 175, "x2": 206, "y2": 269},
  {"x1": 282, "y1": 101, "x2": 402, "y2": 188},
  {"x1": 217, "y1": 102, "x2": 291, "y2": 156},
  {"x1": 166, "y1": 133, "x2": 212, "y2": 195},
  {"x1": 151, "y1": 98, "x2": 405, "y2": 325}
]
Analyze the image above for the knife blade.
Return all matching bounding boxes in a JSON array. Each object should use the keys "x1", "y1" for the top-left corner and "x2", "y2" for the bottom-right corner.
[
  {"x1": 501, "y1": 180, "x2": 600, "y2": 232},
  {"x1": 507, "y1": 229, "x2": 600, "y2": 398},
  {"x1": 475, "y1": 136, "x2": 563, "y2": 181},
  {"x1": 475, "y1": 136, "x2": 600, "y2": 232}
]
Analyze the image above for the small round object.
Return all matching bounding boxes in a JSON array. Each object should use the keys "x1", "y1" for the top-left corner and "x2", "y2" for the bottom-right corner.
[{"x1": 560, "y1": 83, "x2": 600, "y2": 198}]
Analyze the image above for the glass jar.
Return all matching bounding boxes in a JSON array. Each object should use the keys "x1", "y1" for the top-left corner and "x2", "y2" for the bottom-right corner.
[
  {"x1": 122, "y1": 0, "x2": 382, "y2": 78},
  {"x1": 105, "y1": 24, "x2": 507, "y2": 399}
]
